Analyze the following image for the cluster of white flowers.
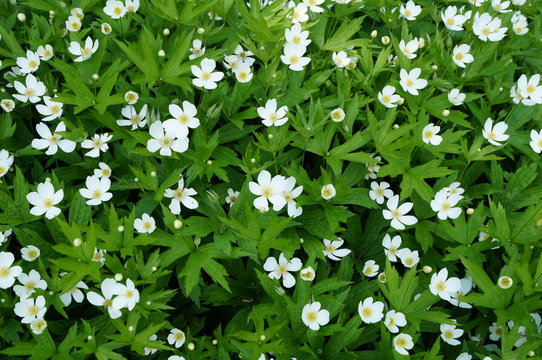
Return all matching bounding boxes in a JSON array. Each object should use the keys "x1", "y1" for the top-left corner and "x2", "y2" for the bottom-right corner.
[
  {"x1": 281, "y1": 23, "x2": 311, "y2": 71},
  {"x1": 249, "y1": 170, "x2": 303, "y2": 217},
  {"x1": 87, "y1": 278, "x2": 140, "y2": 318},
  {"x1": 430, "y1": 182, "x2": 464, "y2": 220}
]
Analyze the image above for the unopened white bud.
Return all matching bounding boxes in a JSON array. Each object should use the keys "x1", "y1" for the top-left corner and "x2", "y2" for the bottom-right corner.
[
  {"x1": 260, "y1": 335, "x2": 266, "y2": 341},
  {"x1": 17, "y1": 13, "x2": 26, "y2": 22},
  {"x1": 397, "y1": 98, "x2": 404, "y2": 105},
  {"x1": 49, "y1": 10, "x2": 55, "y2": 17},
  {"x1": 206, "y1": 160, "x2": 213, "y2": 165},
  {"x1": 212, "y1": 339, "x2": 218, "y2": 345},
  {"x1": 423, "y1": 266, "x2": 432, "y2": 273},
  {"x1": 150, "y1": 171, "x2": 156, "y2": 177},
  {"x1": 381, "y1": 36, "x2": 390, "y2": 45},
  {"x1": 49, "y1": 291, "x2": 54, "y2": 295},
  {"x1": 146, "y1": 301, "x2": 151, "y2": 305},
  {"x1": 158, "y1": 49, "x2": 166, "y2": 57},
  {"x1": 370, "y1": 30, "x2": 378, "y2": 38},
  {"x1": 442, "y1": 109, "x2": 450, "y2": 117},
  {"x1": 393, "y1": 124, "x2": 399, "y2": 129},
  {"x1": 118, "y1": 225, "x2": 124, "y2": 232},
  {"x1": 128, "y1": 325, "x2": 134, "y2": 332},
  {"x1": 114, "y1": 273, "x2": 123, "y2": 281},
  {"x1": 268, "y1": 134, "x2": 273, "y2": 139},
  {"x1": 73, "y1": 238, "x2": 82, "y2": 246},
  {"x1": 174, "y1": 219, "x2": 183, "y2": 229},
  {"x1": 431, "y1": 65, "x2": 438, "y2": 71},
  {"x1": 466, "y1": 208, "x2": 474, "y2": 215},
  {"x1": 274, "y1": 286, "x2": 285, "y2": 296},
  {"x1": 45, "y1": 177, "x2": 52, "y2": 182},
  {"x1": 188, "y1": 343, "x2": 195, "y2": 351},
  {"x1": 250, "y1": 158, "x2": 256, "y2": 163},
  {"x1": 163, "y1": 28, "x2": 170, "y2": 36},
  {"x1": 151, "y1": 266, "x2": 157, "y2": 271},
  {"x1": 92, "y1": 74, "x2": 99, "y2": 80},
  {"x1": 197, "y1": 27, "x2": 205, "y2": 34},
  {"x1": 87, "y1": 335, "x2": 93, "y2": 341}
]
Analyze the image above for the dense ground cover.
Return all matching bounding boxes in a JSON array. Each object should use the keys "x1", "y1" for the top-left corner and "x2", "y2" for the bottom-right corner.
[{"x1": 0, "y1": 0, "x2": 542, "y2": 359}]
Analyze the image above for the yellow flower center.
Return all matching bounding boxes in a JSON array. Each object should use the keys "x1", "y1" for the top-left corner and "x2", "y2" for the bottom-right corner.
[
  {"x1": 24, "y1": 88, "x2": 36, "y2": 96},
  {"x1": 126, "y1": 94, "x2": 137, "y2": 102},
  {"x1": 362, "y1": 307, "x2": 372, "y2": 318},
  {"x1": 527, "y1": 84, "x2": 536, "y2": 94},
  {"x1": 28, "y1": 305, "x2": 39, "y2": 316},
  {"x1": 388, "y1": 318, "x2": 395, "y2": 327},
  {"x1": 130, "y1": 115, "x2": 141, "y2": 124},
  {"x1": 455, "y1": 53, "x2": 464, "y2": 60},
  {"x1": 441, "y1": 203, "x2": 451, "y2": 211},
  {"x1": 42, "y1": 198, "x2": 54, "y2": 208},
  {"x1": 292, "y1": 35, "x2": 301, "y2": 44},
  {"x1": 162, "y1": 136, "x2": 173, "y2": 146},
  {"x1": 50, "y1": 105, "x2": 60, "y2": 113},
  {"x1": 444, "y1": 330, "x2": 454, "y2": 339},
  {"x1": 436, "y1": 280, "x2": 446, "y2": 292},
  {"x1": 92, "y1": 252, "x2": 102, "y2": 261},
  {"x1": 332, "y1": 111, "x2": 342, "y2": 120},
  {"x1": 301, "y1": 271, "x2": 313, "y2": 279},
  {"x1": 488, "y1": 131, "x2": 497, "y2": 140},
  {"x1": 71, "y1": 22, "x2": 80, "y2": 30},
  {"x1": 0, "y1": 267, "x2": 10, "y2": 277},
  {"x1": 178, "y1": 114, "x2": 189, "y2": 124},
  {"x1": 425, "y1": 130, "x2": 433, "y2": 138},
  {"x1": 143, "y1": 222, "x2": 152, "y2": 230},
  {"x1": 201, "y1": 72, "x2": 211, "y2": 80},
  {"x1": 482, "y1": 27, "x2": 491, "y2": 35},
  {"x1": 307, "y1": 311, "x2": 318, "y2": 322},
  {"x1": 277, "y1": 264, "x2": 287, "y2": 274},
  {"x1": 81, "y1": 47, "x2": 91, "y2": 57},
  {"x1": 175, "y1": 332, "x2": 184, "y2": 341},
  {"x1": 92, "y1": 189, "x2": 102, "y2": 199},
  {"x1": 261, "y1": 186, "x2": 273, "y2": 198},
  {"x1": 392, "y1": 209, "x2": 402, "y2": 218},
  {"x1": 27, "y1": 250, "x2": 38, "y2": 259},
  {"x1": 125, "y1": 290, "x2": 134, "y2": 298},
  {"x1": 382, "y1": 95, "x2": 391, "y2": 103},
  {"x1": 446, "y1": 18, "x2": 455, "y2": 25},
  {"x1": 405, "y1": 257, "x2": 414, "y2": 265},
  {"x1": 114, "y1": 7, "x2": 122, "y2": 15},
  {"x1": 238, "y1": 72, "x2": 248, "y2": 80},
  {"x1": 283, "y1": 192, "x2": 293, "y2": 201},
  {"x1": 93, "y1": 139, "x2": 102, "y2": 147},
  {"x1": 289, "y1": 55, "x2": 299, "y2": 64},
  {"x1": 500, "y1": 277, "x2": 511, "y2": 287},
  {"x1": 396, "y1": 338, "x2": 406, "y2": 347},
  {"x1": 323, "y1": 188, "x2": 333, "y2": 197},
  {"x1": 404, "y1": 9, "x2": 412, "y2": 17},
  {"x1": 25, "y1": 281, "x2": 35, "y2": 290},
  {"x1": 28, "y1": 60, "x2": 37, "y2": 68},
  {"x1": 104, "y1": 299, "x2": 112, "y2": 307},
  {"x1": 43, "y1": 50, "x2": 52, "y2": 58},
  {"x1": 0, "y1": 166, "x2": 4, "y2": 174},
  {"x1": 49, "y1": 135, "x2": 60, "y2": 144}
]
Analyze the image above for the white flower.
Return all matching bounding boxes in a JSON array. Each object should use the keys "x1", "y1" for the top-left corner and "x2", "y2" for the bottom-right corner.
[
  {"x1": 20, "y1": 245, "x2": 40, "y2": 262},
  {"x1": 289, "y1": 2, "x2": 309, "y2": 23},
  {"x1": 489, "y1": 322, "x2": 503, "y2": 341},
  {"x1": 59, "y1": 280, "x2": 88, "y2": 307},
  {"x1": 101, "y1": 23, "x2": 112, "y2": 35},
  {"x1": 399, "y1": 39, "x2": 419, "y2": 59},
  {"x1": 448, "y1": 89, "x2": 466, "y2": 106},
  {"x1": 168, "y1": 328, "x2": 186, "y2": 348},
  {"x1": 332, "y1": 51, "x2": 351, "y2": 68},
  {"x1": 282, "y1": 177, "x2": 303, "y2": 218},
  {"x1": 440, "y1": 323, "x2": 464, "y2": 345},
  {"x1": 452, "y1": 44, "x2": 474, "y2": 68},
  {"x1": 0, "y1": 150, "x2": 14, "y2": 177},
  {"x1": 393, "y1": 333, "x2": 414, "y2": 355},
  {"x1": 13, "y1": 74, "x2": 46, "y2": 103},
  {"x1": 124, "y1": 91, "x2": 139, "y2": 104},
  {"x1": 30, "y1": 318, "x2": 47, "y2": 334},
  {"x1": 263, "y1": 252, "x2": 302, "y2": 288},
  {"x1": 302, "y1": 302, "x2": 330, "y2": 330},
  {"x1": 81, "y1": 133, "x2": 113, "y2": 157},
  {"x1": 397, "y1": 248, "x2": 420, "y2": 268},
  {"x1": 134, "y1": 213, "x2": 156, "y2": 234},
  {"x1": 94, "y1": 162, "x2": 112, "y2": 178},
  {"x1": 285, "y1": 24, "x2": 311, "y2": 47},
  {"x1": 258, "y1": 99, "x2": 289, "y2": 127},
  {"x1": 362, "y1": 260, "x2": 379, "y2": 277},
  {"x1": 0, "y1": 251, "x2": 23, "y2": 289},
  {"x1": 225, "y1": 188, "x2": 239, "y2": 206},
  {"x1": 36, "y1": 44, "x2": 54, "y2": 61},
  {"x1": 384, "y1": 310, "x2": 407, "y2": 333},
  {"x1": 164, "y1": 178, "x2": 198, "y2": 215},
  {"x1": 163, "y1": 101, "x2": 200, "y2": 137},
  {"x1": 126, "y1": 0, "x2": 140, "y2": 12},
  {"x1": 441, "y1": 6, "x2": 467, "y2": 31},
  {"x1": 112, "y1": 278, "x2": 139, "y2": 310},
  {"x1": 147, "y1": 121, "x2": 189, "y2": 156},
  {"x1": 444, "y1": 182, "x2": 465, "y2": 198},
  {"x1": 36, "y1": 96, "x2": 63, "y2": 121},
  {"x1": 399, "y1": 0, "x2": 422, "y2": 20},
  {"x1": 512, "y1": 15, "x2": 529, "y2": 35},
  {"x1": 448, "y1": 277, "x2": 473, "y2": 309},
  {"x1": 429, "y1": 268, "x2": 461, "y2": 301},
  {"x1": 14, "y1": 295, "x2": 47, "y2": 323},
  {"x1": 482, "y1": 118, "x2": 509, "y2": 146},
  {"x1": 303, "y1": 0, "x2": 324, "y2": 12},
  {"x1": 399, "y1": 68, "x2": 427, "y2": 96},
  {"x1": 378, "y1": 85, "x2": 401, "y2": 108},
  {"x1": 65, "y1": 16, "x2": 81, "y2": 32},
  {"x1": 300, "y1": 266, "x2": 316, "y2": 281},
  {"x1": 382, "y1": 234, "x2": 402, "y2": 262},
  {"x1": 517, "y1": 74, "x2": 542, "y2": 104},
  {"x1": 358, "y1": 297, "x2": 384, "y2": 324},
  {"x1": 14, "y1": 269, "x2": 47, "y2": 299},
  {"x1": 457, "y1": 353, "x2": 472, "y2": 360},
  {"x1": 68, "y1": 37, "x2": 99, "y2": 62},
  {"x1": 0, "y1": 229, "x2": 12, "y2": 245},
  {"x1": 103, "y1": 0, "x2": 126, "y2": 19},
  {"x1": 321, "y1": 184, "x2": 336, "y2": 200},
  {"x1": 281, "y1": 46, "x2": 311, "y2": 71},
  {"x1": 323, "y1": 238, "x2": 351, "y2": 261},
  {"x1": 116, "y1": 104, "x2": 148, "y2": 130},
  {"x1": 191, "y1": 58, "x2": 224, "y2": 90},
  {"x1": 249, "y1": 170, "x2": 287, "y2": 212},
  {"x1": 189, "y1": 39, "x2": 205, "y2": 60},
  {"x1": 26, "y1": 181, "x2": 64, "y2": 219},
  {"x1": 92, "y1": 248, "x2": 107, "y2": 265},
  {"x1": 16, "y1": 50, "x2": 40, "y2": 74},
  {"x1": 79, "y1": 175, "x2": 113, "y2": 206},
  {"x1": 223, "y1": 55, "x2": 245, "y2": 71},
  {"x1": 530, "y1": 129, "x2": 542, "y2": 154},
  {"x1": 330, "y1": 108, "x2": 345, "y2": 122},
  {"x1": 87, "y1": 278, "x2": 122, "y2": 319},
  {"x1": 1, "y1": 99, "x2": 15, "y2": 112},
  {"x1": 492, "y1": 0, "x2": 511, "y2": 13},
  {"x1": 369, "y1": 181, "x2": 393, "y2": 205},
  {"x1": 234, "y1": 66, "x2": 253, "y2": 83},
  {"x1": 498, "y1": 276, "x2": 513, "y2": 289},
  {"x1": 472, "y1": 13, "x2": 507, "y2": 42},
  {"x1": 382, "y1": 195, "x2": 418, "y2": 230},
  {"x1": 233, "y1": 45, "x2": 254, "y2": 63},
  {"x1": 144, "y1": 334, "x2": 158, "y2": 355},
  {"x1": 422, "y1": 123, "x2": 443, "y2": 145},
  {"x1": 31, "y1": 122, "x2": 76, "y2": 155},
  {"x1": 430, "y1": 192, "x2": 462, "y2": 220}
]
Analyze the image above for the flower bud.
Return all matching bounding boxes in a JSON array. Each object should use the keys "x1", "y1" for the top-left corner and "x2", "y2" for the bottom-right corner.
[
  {"x1": 174, "y1": 219, "x2": 183, "y2": 229},
  {"x1": 274, "y1": 286, "x2": 285, "y2": 296},
  {"x1": 49, "y1": 10, "x2": 56, "y2": 17},
  {"x1": 197, "y1": 27, "x2": 205, "y2": 34},
  {"x1": 268, "y1": 134, "x2": 273, "y2": 139},
  {"x1": 423, "y1": 266, "x2": 432, "y2": 273},
  {"x1": 259, "y1": 335, "x2": 266, "y2": 341},
  {"x1": 393, "y1": 124, "x2": 399, "y2": 129},
  {"x1": 397, "y1": 97, "x2": 404, "y2": 105},
  {"x1": 128, "y1": 326, "x2": 134, "y2": 332},
  {"x1": 370, "y1": 30, "x2": 378, "y2": 38},
  {"x1": 114, "y1": 273, "x2": 123, "y2": 281},
  {"x1": 87, "y1": 335, "x2": 93, "y2": 341},
  {"x1": 188, "y1": 343, "x2": 195, "y2": 351},
  {"x1": 381, "y1": 36, "x2": 390, "y2": 45},
  {"x1": 158, "y1": 49, "x2": 166, "y2": 57},
  {"x1": 163, "y1": 28, "x2": 170, "y2": 36},
  {"x1": 151, "y1": 266, "x2": 157, "y2": 271},
  {"x1": 73, "y1": 238, "x2": 82, "y2": 247},
  {"x1": 498, "y1": 276, "x2": 513, "y2": 289},
  {"x1": 17, "y1": 13, "x2": 26, "y2": 22},
  {"x1": 466, "y1": 208, "x2": 474, "y2": 215},
  {"x1": 146, "y1": 300, "x2": 151, "y2": 305},
  {"x1": 212, "y1": 339, "x2": 218, "y2": 345},
  {"x1": 117, "y1": 225, "x2": 124, "y2": 232},
  {"x1": 442, "y1": 109, "x2": 450, "y2": 117},
  {"x1": 250, "y1": 158, "x2": 256, "y2": 163},
  {"x1": 92, "y1": 74, "x2": 99, "y2": 80},
  {"x1": 431, "y1": 65, "x2": 438, "y2": 71}
]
